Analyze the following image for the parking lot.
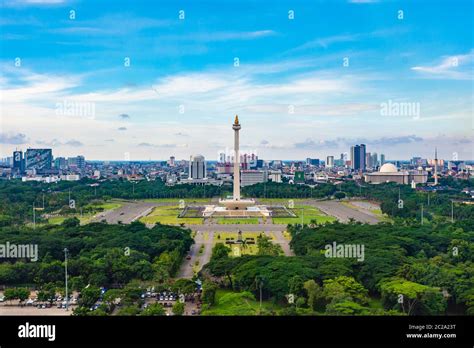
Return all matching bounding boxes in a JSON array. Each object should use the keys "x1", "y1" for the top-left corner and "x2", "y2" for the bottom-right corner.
[
  {"x1": 0, "y1": 290, "x2": 78, "y2": 316},
  {"x1": 140, "y1": 290, "x2": 202, "y2": 316}
]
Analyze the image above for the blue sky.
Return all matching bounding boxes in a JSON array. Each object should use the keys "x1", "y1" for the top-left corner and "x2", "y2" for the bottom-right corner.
[{"x1": 0, "y1": 0, "x2": 473, "y2": 161}]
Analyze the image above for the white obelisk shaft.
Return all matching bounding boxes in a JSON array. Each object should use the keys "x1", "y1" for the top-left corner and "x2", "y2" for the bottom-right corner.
[{"x1": 233, "y1": 116, "x2": 241, "y2": 201}]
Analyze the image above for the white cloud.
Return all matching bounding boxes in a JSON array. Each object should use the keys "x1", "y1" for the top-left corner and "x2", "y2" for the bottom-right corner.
[{"x1": 411, "y1": 51, "x2": 474, "y2": 80}]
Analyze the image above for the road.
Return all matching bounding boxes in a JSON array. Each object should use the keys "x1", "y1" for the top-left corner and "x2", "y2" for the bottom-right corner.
[
  {"x1": 176, "y1": 230, "x2": 214, "y2": 279},
  {"x1": 308, "y1": 200, "x2": 380, "y2": 224},
  {"x1": 91, "y1": 201, "x2": 158, "y2": 224}
]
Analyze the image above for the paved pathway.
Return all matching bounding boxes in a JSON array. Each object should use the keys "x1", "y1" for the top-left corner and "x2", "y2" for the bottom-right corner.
[
  {"x1": 307, "y1": 200, "x2": 380, "y2": 224},
  {"x1": 176, "y1": 230, "x2": 214, "y2": 279}
]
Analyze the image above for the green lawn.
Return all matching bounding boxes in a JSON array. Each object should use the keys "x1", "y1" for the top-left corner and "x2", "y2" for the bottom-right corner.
[
  {"x1": 139, "y1": 205, "x2": 203, "y2": 225},
  {"x1": 201, "y1": 289, "x2": 284, "y2": 316},
  {"x1": 273, "y1": 205, "x2": 336, "y2": 225},
  {"x1": 142, "y1": 198, "x2": 211, "y2": 203},
  {"x1": 214, "y1": 232, "x2": 276, "y2": 256},
  {"x1": 47, "y1": 201, "x2": 123, "y2": 225},
  {"x1": 216, "y1": 218, "x2": 259, "y2": 224},
  {"x1": 256, "y1": 198, "x2": 307, "y2": 205}
]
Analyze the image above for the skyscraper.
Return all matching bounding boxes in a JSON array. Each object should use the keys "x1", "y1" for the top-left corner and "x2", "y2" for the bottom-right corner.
[
  {"x1": 380, "y1": 154, "x2": 386, "y2": 165},
  {"x1": 25, "y1": 149, "x2": 52, "y2": 172},
  {"x1": 350, "y1": 144, "x2": 366, "y2": 171},
  {"x1": 13, "y1": 150, "x2": 23, "y2": 173},
  {"x1": 326, "y1": 156, "x2": 334, "y2": 168},
  {"x1": 366, "y1": 152, "x2": 372, "y2": 169},
  {"x1": 360, "y1": 144, "x2": 366, "y2": 171},
  {"x1": 189, "y1": 155, "x2": 206, "y2": 179},
  {"x1": 68, "y1": 156, "x2": 85, "y2": 170},
  {"x1": 372, "y1": 153, "x2": 378, "y2": 168},
  {"x1": 350, "y1": 146, "x2": 358, "y2": 170}
]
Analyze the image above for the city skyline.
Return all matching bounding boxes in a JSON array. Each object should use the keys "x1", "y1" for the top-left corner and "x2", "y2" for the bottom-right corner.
[{"x1": 1, "y1": 0, "x2": 473, "y2": 160}]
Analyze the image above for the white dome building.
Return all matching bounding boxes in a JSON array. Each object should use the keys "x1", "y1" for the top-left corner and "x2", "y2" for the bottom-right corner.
[
  {"x1": 365, "y1": 162, "x2": 427, "y2": 185},
  {"x1": 379, "y1": 163, "x2": 398, "y2": 173}
]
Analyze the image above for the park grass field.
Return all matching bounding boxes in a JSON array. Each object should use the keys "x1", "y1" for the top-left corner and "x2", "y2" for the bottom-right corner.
[
  {"x1": 201, "y1": 289, "x2": 284, "y2": 316},
  {"x1": 47, "y1": 201, "x2": 123, "y2": 225},
  {"x1": 256, "y1": 198, "x2": 307, "y2": 205},
  {"x1": 213, "y1": 231, "x2": 276, "y2": 256},
  {"x1": 272, "y1": 205, "x2": 336, "y2": 225},
  {"x1": 215, "y1": 217, "x2": 259, "y2": 224},
  {"x1": 142, "y1": 198, "x2": 211, "y2": 203},
  {"x1": 139, "y1": 205, "x2": 203, "y2": 225}
]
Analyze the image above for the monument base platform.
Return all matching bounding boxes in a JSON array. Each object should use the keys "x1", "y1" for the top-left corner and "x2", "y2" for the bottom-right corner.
[{"x1": 203, "y1": 202, "x2": 270, "y2": 217}]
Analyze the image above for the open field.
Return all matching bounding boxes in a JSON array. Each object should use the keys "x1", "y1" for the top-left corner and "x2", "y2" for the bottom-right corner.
[
  {"x1": 142, "y1": 198, "x2": 212, "y2": 203},
  {"x1": 214, "y1": 231, "x2": 278, "y2": 256},
  {"x1": 140, "y1": 205, "x2": 203, "y2": 225},
  {"x1": 216, "y1": 217, "x2": 259, "y2": 224},
  {"x1": 47, "y1": 201, "x2": 123, "y2": 225},
  {"x1": 273, "y1": 205, "x2": 336, "y2": 225},
  {"x1": 255, "y1": 198, "x2": 307, "y2": 205},
  {"x1": 201, "y1": 289, "x2": 284, "y2": 315}
]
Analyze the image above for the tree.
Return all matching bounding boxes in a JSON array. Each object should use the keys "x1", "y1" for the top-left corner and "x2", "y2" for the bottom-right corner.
[
  {"x1": 326, "y1": 300, "x2": 372, "y2": 315},
  {"x1": 172, "y1": 301, "x2": 185, "y2": 316},
  {"x1": 257, "y1": 235, "x2": 282, "y2": 256},
  {"x1": 211, "y1": 243, "x2": 231, "y2": 260},
  {"x1": 171, "y1": 279, "x2": 196, "y2": 295},
  {"x1": 202, "y1": 281, "x2": 218, "y2": 306},
  {"x1": 118, "y1": 305, "x2": 141, "y2": 316},
  {"x1": 62, "y1": 217, "x2": 80, "y2": 227},
  {"x1": 16, "y1": 288, "x2": 30, "y2": 303},
  {"x1": 304, "y1": 279, "x2": 323, "y2": 311},
  {"x1": 4, "y1": 288, "x2": 18, "y2": 304},
  {"x1": 79, "y1": 286, "x2": 101, "y2": 308},
  {"x1": 334, "y1": 192, "x2": 346, "y2": 200},
  {"x1": 379, "y1": 278, "x2": 446, "y2": 315},
  {"x1": 323, "y1": 276, "x2": 369, "y2": 305},
  {"x1": 141, "y1": 303, "x2": 165, "y2": 316}
]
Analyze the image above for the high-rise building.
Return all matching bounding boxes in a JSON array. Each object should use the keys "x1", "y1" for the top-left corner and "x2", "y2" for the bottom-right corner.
[
  {"x1": 219, "y1": 152, "x2": 226, "y2": 163},
  {"x1": 326, "y1": 156, "x2": 334, "y2": 168},
  {"x1": 366, "y1": 152, "x2": 372, "y2": 169},
  {"x1": 25, "y1": 149, "x2": 53, "y2": 172},
  {"x1": 189, "y1": 154, "x2": 206, "y2": 179},
  {"x1": 169, "y1": 156, "x2": 175, "y2": 167},
  {"x1": 68, "y1": 156, "x2": 85, "y2": 170},
  {"x1": 13, "y1": 150, "x2": 23, "y2": 173},
  {"x1": 360, "y1": 144, "x2": 366, "y2": 171},
  {"x1": 380, "y1": 154, "x2": 386, "y2": 165},
  {"x1": 54, "y1": 157, "x2": 67, "y2": 170},
  {"x1": 241, "y1": 170, "x2": 267, "y2": 187},
  {"x1": 306, "y1": 158, "x2": 320, "y2": 166},
  {"x1": 371, "y1": 153, "x2": 378, "y2": 168},
  {"x1": 350, "y1": 144, "x2": 366, "y2": 171}
]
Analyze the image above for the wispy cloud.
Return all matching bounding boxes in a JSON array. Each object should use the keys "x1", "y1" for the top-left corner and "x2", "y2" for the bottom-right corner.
[
  {"x1": 293, "y1": 135, "x2": 423, "y2": 149},
  {"x1": 0, "y1": 132, "x2": 29, "y2": 144},
  {"x1": 411, "y1": 50, "x2": 474, "y2": 80},
  {"x1": 49, "y1": 14, "x2": 172, "y2": 36},
  {"x1": 288, "y1": 28, "x2": 403, "y2": 52},
  {"x1": 3, "y1": 0, "x2": 67, "y2": 7},
  {"x1": 36, "y1": 138, "x2": 83, "y2": 147}
]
